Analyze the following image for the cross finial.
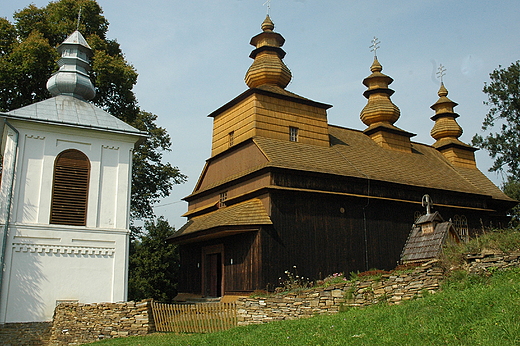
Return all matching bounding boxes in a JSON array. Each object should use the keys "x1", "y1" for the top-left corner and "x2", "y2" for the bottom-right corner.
[
  {"x1": 436, "y1": 64, "x2": 446, "y2": 83},
  {"x1": 76, "y1": 6, "x2": 82, "y2": 31},
  {"x1": 263, "y1": 0, "x2": 271, "y2": 15},
  {"x1": 370, "y1": 36, "x2": 380, "y2": 58},
  {"x1": 422, "y1": 194, "x2": 433, "y2": 215}
]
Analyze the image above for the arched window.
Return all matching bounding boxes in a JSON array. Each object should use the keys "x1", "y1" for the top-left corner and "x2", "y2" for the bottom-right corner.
[
  {"x1": 50, "y1": 149, "x2": 90, "y2": 226},
  {"x1": 453, "y1": 215, "x2": 469, "y2": 242},
  {"x1": 414, "y1": 211, "x2": 424, "y2": 223}
]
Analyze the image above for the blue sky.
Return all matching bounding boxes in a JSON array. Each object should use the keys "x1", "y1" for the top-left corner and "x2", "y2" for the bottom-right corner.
[{"x1": 3, "y1": 0, "x2": 520, "y2": 228}]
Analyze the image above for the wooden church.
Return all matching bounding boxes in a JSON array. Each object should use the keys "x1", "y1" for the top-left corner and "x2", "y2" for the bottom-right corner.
[{"x1": 167, "y1": 16, "x2": 516, "y2": 297}]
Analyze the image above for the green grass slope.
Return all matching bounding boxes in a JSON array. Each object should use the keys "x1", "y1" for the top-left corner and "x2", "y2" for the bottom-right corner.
[{"x1": 92, "y1": 268, "x2": 520, "y2": 346}]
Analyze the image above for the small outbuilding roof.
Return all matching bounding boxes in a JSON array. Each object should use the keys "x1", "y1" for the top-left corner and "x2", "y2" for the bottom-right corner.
[{"x1": 401, "y1": 212, "x2": 461, "y2": 263}]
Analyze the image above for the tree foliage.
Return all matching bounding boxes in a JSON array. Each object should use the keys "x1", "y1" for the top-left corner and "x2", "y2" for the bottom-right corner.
[
  {"x1": 128, "y1": 218, "x2": 179, "y2": 303},
  {"x1": 472, "y1": 61, "x2": 520, "y2": 179},
  {"x1": 472, "y1": 61, "x2": 520, "y2": 224},
  {"x1": 0, "y1": 0, "x2": 186, "y2": 221},
  {"x1": 503, "y1": 178, "x2": 520, "y2": 227}
]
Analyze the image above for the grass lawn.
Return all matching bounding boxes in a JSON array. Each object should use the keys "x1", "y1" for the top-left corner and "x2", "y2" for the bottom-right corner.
[{"x1": 90, "y1": 268, "x2": 520, "y2": 346}]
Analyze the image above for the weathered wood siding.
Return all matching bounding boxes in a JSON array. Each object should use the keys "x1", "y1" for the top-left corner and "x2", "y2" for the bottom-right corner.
[
  {"x1": 260, "y1": 169, "x2": 503, "y2": 290},
  {"x1": 178, "y1": 232, "x2": 262, "y2": 294},
  {"x1": 178, "y1": 168, "x2": 507, "y2": 295},
  {"x1": 178, "y1": 244, "x2": 202, "y2": 294},
  {"x1": 264, "y1": 191, "x2": 412, "y2": 288}
]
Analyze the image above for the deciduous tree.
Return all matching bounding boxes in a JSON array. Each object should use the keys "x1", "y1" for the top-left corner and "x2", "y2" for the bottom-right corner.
[
  {"x1": 472, "y1": 61, "x2": 520, "y2": 224},
  {"x1": 128, "y1": 218, "x2": 179, "y2": 302},
  {"x1": 472, "y1": 61, "x2": 520, "y2": 180},
  {"x1": 0, "y1": 0, "x2": 186, "y2": 222}
]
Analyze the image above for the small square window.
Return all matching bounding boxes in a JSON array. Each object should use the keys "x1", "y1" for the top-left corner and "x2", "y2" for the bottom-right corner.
[
  {"x1": 228, "y1": 131, "x2": 234, "y2": 147},
  {"x1": 219, "y1": 191, "x2": 228, "y2": 208},
  {"x1": 289, "y1": 126, "x2": 299, "y2": 142}
]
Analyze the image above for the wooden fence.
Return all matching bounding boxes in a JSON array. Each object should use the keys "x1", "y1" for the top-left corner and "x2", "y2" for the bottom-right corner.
[{"x1": 152, "y1": 301, "x2": 237, "y2": 333}]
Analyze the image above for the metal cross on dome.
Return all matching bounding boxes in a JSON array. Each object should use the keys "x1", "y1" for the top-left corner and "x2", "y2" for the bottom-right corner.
[
  {"x1": 263, "y1": 0, "x2": 271, "y2": 15},
  {"x1": 370, "y1": 36, "x2": 381, "y2": 58},
  {"x1": 76, "y1": 6, "x2": 82, "y2": 31},
  {"x1": 437, "y1": 64, "x2": 446, "y2": 83},
  {"x1": 422, "y1": 194, "x2": 433, "y2": 215}
]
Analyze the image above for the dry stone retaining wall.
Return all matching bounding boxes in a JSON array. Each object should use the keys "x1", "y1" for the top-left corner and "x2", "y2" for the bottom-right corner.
[
  {"x1": 3, "y1": 251, "x2": 520, "y2": 345},
  {"x1": 48, "y1": 300, "x2": 154, "y2": 346},
  {"x1": 237, "y1": 262, "x2": 443, "y2": 325},
  {"x1": 464, "y1": 251, "x2": 520, "y2": 274},
  {"x1": 0, "y1": 322, "x2": 52, "y2": 346},
  {"x1": 236, "y1": 252, "x2": 520, "y2": 326}
]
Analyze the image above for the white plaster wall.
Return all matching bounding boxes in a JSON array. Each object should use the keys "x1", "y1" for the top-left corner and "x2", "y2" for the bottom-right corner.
[
  {"x1": 0, "y1": 126, "x2": 18, "y2": 225},
  {"x1": 0, "y1": 120, "x2": 137, "y2": 323},
  {"x1": 0, "y1": 224, "x2": 129, "y2": 322},
  {"x1": 7, "y1": 120, "x2": 135, "y2": 228}
]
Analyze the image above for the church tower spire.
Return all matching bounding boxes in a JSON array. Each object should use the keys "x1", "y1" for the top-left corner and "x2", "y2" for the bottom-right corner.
[
  {"x1": 244, "y1": 15, "x2": 292, "y2": 89},
  {"x1": 46, "y1": 30, "x2": 96, "y2": 100},
  {"x1": 360, "y1": 57, "x2": 401, "y2": 127},
  {"x1": 359, "y1": 39, "x2": 415, "y2": 152},
  {"x1": 208, "y1": 15, "x2": 330, "y2": 157},
  {"x1": 430, "y1": 80, "x2": 476, "y2": 167}
]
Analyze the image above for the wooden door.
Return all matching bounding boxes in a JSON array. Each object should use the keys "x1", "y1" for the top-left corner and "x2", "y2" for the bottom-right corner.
[
  {"x1": 205, "y1": 253, "x2": 222, "y2": 297},
  {"x1": 202, "y1": 245, "x2": 224, "y2": 297}
]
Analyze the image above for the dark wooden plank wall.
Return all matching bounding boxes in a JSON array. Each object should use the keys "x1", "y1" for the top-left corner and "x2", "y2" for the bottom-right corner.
[
  {"x1": 262, "y1": 188, "x2": 501, "y2": 291},
  {"x1": 263, "y1": 192, "x2": 412, "y2": 288},
  {"x1": 271, "y1": 168, "x2": 499, "y2": 213},
  {"x1": 177, "y1": 232, "x2": 262, "y2": 294},
  {"x1": 222, "y1": 232, "x2": 262, "y2": 293},
  {"x1": 178, "y1": 244, "x2": 202, "y2": 294}
]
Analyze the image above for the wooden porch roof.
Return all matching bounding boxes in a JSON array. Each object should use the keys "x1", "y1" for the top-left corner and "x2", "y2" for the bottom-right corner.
[{"x1": 168, "y1": 199, "x2": 272, "y2": 244}]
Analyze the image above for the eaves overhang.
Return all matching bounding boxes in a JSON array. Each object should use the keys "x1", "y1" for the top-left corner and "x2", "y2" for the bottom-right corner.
[
  {"x1": 3, "y1": 112, "x2": 148, "y2": 139},
  {"x1": 207, "y1": 87, "x2": 332, "y2": 119},
  {"x1": 166, "y1": 225, "x2": 261, "y2": 245}
]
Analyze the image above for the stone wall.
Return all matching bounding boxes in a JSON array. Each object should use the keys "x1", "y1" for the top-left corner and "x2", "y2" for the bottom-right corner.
[
  {"x1": 47, "y1": 300, "x2": 154, "y2": 346},
  {"x1": 237, "y1": 262, "x2": 443, "y2": 325},
  {"x1": 3, "y1": 251, "x2": 519, "y2": 345},
  {"x1": 464, "y1": 250, "x2": 520, "y2": 274},
  {"x1": 0, "y1": 322, "x2": 52, "y2": 346}
]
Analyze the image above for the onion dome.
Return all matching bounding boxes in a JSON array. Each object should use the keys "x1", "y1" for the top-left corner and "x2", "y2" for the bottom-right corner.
[
  {"x1": 430, "y1": 83, "x2": 463, "y2": 142},
  {"x1": 429, "y1": 82, "x2": 477, "y2": 167},
  {"x1": 46, "y1": 30, "x2": 96, "y2": 100},
  {"x1": 245, "y1": 15, "x2": 292, "y2": 89},
  {"x1": 360, "y1": 57, "x2": 400, "y2": 126}
]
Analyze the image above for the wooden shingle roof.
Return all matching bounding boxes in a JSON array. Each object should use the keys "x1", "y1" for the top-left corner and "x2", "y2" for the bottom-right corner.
[
  {"x1": 253, "y1": 125, "x2": 512, "y2": 202},
  {"x1": 401, "y1": 221, "x2": 458, "y2": 263},
  {"x1": 169, "y1": 199, "x2": 272, "y2": 243},
  {"x1": 189, "y1": 124, "x2": 513, "y2": 203}
]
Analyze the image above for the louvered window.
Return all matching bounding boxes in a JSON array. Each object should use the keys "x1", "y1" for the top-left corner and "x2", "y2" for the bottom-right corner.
[{"x1": 50, "y1": 149, "x2": 90, "y2": 226}]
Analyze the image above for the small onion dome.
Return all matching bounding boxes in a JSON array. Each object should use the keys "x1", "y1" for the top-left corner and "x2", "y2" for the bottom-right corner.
[
  {"x1": 430, "y1": 83, "x2": 463, "y2": 141},
  {"x1": 245, "y1": 15, "x2": 292, "y2": 89},
  {"x1": 46, "y1": 30, "x2": 96, "y2": 101},
  {"x1": 360, "y1": 57, "x2": 400, "y2": 127}
]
